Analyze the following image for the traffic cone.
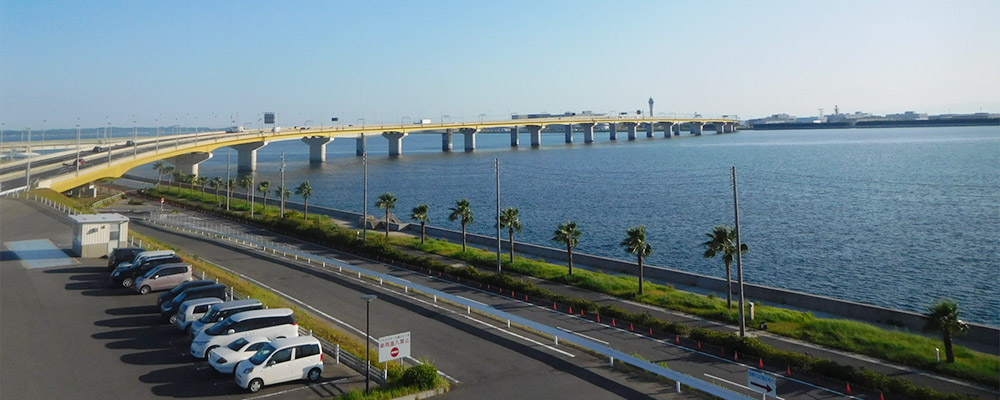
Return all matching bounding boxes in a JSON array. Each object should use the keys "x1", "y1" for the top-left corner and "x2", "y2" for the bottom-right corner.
[
  {"x1": 786, "y1": 366, "x2": 791, "y2": 376},
  {"x1": 569, "y1": 306, "x2": 573, "y2": 314},
  {"x1": 734, "y1": 351, "x2": 738, "y2": 361},
  {"x1": 612, "y1": 318, "x2": 616, "y2": 327},
  {"x1": 553, "y1": 302, "x2": 557, "y2": 310},
  {"x1": 630, "y1": 323, "x2": 634, "y2": 331},
  {"x1": 697, "y1": 341, "x2": 701, "y2": 349},
  {"x1": 846, "y1": 383, "x2": 852, "y2": 395},
  {"x1": 879, "y1": 391, "x2": 884, "y2": 400},
  {"x1": 580, "y1": 310, "x2": 584, "y2": 317},
  {"x1": 676, "y1": 335, "x2": 680, "y2": 344},
  {"x1": 649, "y1": 327, "x2": 653, "y2": 336},
  {"x1": 759, "y1": 358, "x2": 763, "y2": 368}
]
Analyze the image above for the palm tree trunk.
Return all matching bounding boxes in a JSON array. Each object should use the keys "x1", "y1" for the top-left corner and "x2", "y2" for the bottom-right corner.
[
  {"x1": 420, "y1": 222, "x2": 426, "y2": 244},
  {"x1": 567, "y1": 244, "x2": 574, "y2": 275},
  {"x1": 262, "y1": 194, "x2": 267, "y2": 210},
  {"x1": 944, "y1": 332, "x2": 955, "y2": 363},
  {"x1": 638, "y1": 255, "x2": 644, "y2": 295},
  {"x1": 725, "y1": 260, "x2": 733, "y2": 309},
  {"x1": 304, "y1": 200, "x2": 309, "y2": 219},
  {"x1": 461, "y1": 223, "x2": 467, "y2": 252},
  {"x1": 385, "y1": 209, "x2": 390, "y2": 238},
  {"x1": 508, "y1": 228, "x2": 515, "y2": 261}
]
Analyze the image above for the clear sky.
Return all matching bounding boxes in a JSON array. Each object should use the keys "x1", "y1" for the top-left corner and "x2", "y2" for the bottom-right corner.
[{"x1": 2, "y1": 0, "x2": 998, "y2": 129}]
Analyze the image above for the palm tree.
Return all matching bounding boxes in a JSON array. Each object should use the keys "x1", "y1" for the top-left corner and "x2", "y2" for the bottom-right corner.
[
  {"x1": 210, "y1": 177, "x2": 223, "y2": 206},
  {"x1": 499, "y1": 207, "x2": 523, "y2": 261},
  {"x1": 702, "y1": 224, "x2": 749, "y2": 309},
  {"x1": 162, "y1": 165, "x2": 175, "y2": 192},
  {"x1": 257, "y1": 181, "x2": 270, "y2": 211},
  {"x1": 375, "y1": 193, "x2": 398, "y2": 238},
  {"x1": 239, "y1": 175, "x2": 253, "y2": 206},
  {"x1": 193, "y1": 176, "x2": 207, "y2": 196},
  {"x1": 411, "y1": 204, "x2": 430, "y2": 244},
  {"x1": 552, "y1": 221, "x2": 582, "y2": 275},
  {"x1": 274, "y1": 187, "x2": 290, "y2": 217},
  {"x1": 621, "y1": 225, "x2": 652, "y2": 295},
  {"x1": 448, "y1": 199, "x2": 474, "y2": 252},
  {"x1": 152, "y1": 161, "x2": 166, "y2": 186},
  {"x1": 295, "y1": 181, "x2": 313, "y2": 219},
  {"x1": 924, "y1": 300, "x2": 969, "y2": 363},
  {"x1": 226, "y1": 178, "x2": 236, "y2": 210}
]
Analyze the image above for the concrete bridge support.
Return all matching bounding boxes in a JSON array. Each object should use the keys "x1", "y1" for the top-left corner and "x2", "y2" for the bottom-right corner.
[
  {"x1": 356, "y1": 135, "x2": 367, "y2": 156},
  {"x1": 526, "y1": 125, "x2": 544, "y2": 147},
  {"x1": 673, "y1": 123, "x2": 681, "y2": 136},
  {"x1": 442, "y1": 130, "x2": 453, "y2": 152},
  {"x1": 623, "y1": 123, "x2": 639, "y2": 140},
  {"x1": 690, "y1": 122, "x2": 704, "y2": 136},
  {"x1": 301, "y1": 136, "x2": 332, "y2": 163},
  {"x1": 460, "y1": 128, "x2": 479, "y2": 151},
  {"x1": 167, "y1": 152, "x2": 213, "y2": 177},
  {"x1": 609, "y1": 123, "x2": 618, "y2": 140},
  {"x1": 564, "y1": 124, "x2": 574, "y2": 143},
  {"x1": 646, "y1": 123, "x2": 655, "y2": 138},
  {"x1": 510, "y1": 127, "x2": 519, "y2": 147},
  {"x1": 580, "y1": 123, "x2": 596, "y2": 143},
  {"x1": 724, "y1": 122, "x2": 736, "y2": 133},
  {"x1": 715, "y1": 123, "x2": 724, "y2": 134},
  {"x1": 660, "y1": 122, "x2": 674, "y2": 138},
  {"x1": 382, "y1": 131, "x2": 408, "y2": 156},
  {"x1": 232, "y1": 142, "x2": 268, "y2": 172}
]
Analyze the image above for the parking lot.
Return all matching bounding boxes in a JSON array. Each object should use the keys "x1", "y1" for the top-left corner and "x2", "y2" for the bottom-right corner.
[{"x1": 0, "y1": 199, "x2": 364, "y2": 399}]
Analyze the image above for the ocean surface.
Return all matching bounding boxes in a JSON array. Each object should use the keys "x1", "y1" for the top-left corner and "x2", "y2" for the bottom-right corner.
[{"x1": 120, "y1": 126, "x2": 999, "y2": 325}]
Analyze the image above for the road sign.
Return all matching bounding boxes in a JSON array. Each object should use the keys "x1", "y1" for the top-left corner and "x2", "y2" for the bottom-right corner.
[
  {"x1": 378, "y1": 331, "x2": 411, "y2": 363},
  {"x1": 747, "y1": 369, "x2": 777, "y2": 396}
]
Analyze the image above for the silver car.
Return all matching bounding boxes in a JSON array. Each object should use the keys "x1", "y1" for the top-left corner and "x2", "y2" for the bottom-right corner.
[{"x1": 133, "y1": 263, "x2": 193, "y2": 295}]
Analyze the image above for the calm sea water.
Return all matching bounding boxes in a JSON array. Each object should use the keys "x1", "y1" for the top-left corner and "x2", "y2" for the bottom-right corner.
[{"x1": 131, "y1": 126, "x2": 999, "y2": 325}]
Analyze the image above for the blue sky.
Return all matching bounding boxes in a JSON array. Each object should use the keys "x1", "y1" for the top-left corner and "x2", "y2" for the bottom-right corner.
[{"x1": 2, "y1": 0, "x2": 998, "y2": 128}]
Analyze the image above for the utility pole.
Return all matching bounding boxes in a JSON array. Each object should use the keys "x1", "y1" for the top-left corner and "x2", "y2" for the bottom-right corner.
[
  {"x1": 226, "y1": 150, "x2": 231, "y2": 211},
  {"x1": 362, "y1": 142, "x2": 368, "y2": 243},
  {"x1": 25, "y1": 128, "x2": 31, "y2": 189},
  {"x1": 732, "y1": 166, "x2": 746, "y2": 337},
  {"x1": 279, "y1": 152, "x2": 286, "y2": 217},
  {"x1": 75, "y1": 120, "x2": 81, "y2": 174},
  {"x1": 495, "y1": 158, "x2": 502, "y2": 274}
]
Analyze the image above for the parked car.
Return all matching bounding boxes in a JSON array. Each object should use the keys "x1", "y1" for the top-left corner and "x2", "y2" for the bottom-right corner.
[
  {"x1": 157, "y1": 280, "x2": 216, "y2": 307},
  {"x1": 174, "y1": 297, "x2": 224, "y2": 331},
  {"x1": 235, "y1": 336, "x2": 323, "y2": 392},
  {"x1": 189, "y1": 299, "x2": 264, "y2": 337},
  {"x1": 133, "y1": 263, "x2": 192, "y2": 294},
  {"x1": 107, "y1": 247, "x2": 145, "y2": 271},
  {"x1": 190, "y1": 308, "x2": 297, "y2": 359},
  {"x1": 209, "y1": 336, "x2": 271, "y2": 374},
  {"x1": 110, "y1": 254, "x2": 182, "y2": 288},
  {"x1": 115, "y1": 250, "x2": 175, "y2": 271},
  {"x1": 92, "y1": 146, "x2": 107, "y2": 153},
  {"x1": 160, "y1": 284, "x2": 227, "y2": 323}
]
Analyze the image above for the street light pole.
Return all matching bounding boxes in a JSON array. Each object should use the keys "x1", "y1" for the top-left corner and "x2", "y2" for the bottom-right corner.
[
  {"x1": 226, "y1": 149, "x2": 231, "y2": 211},
  {"x1": 362, "y1": 145, "x2": 368, "y2": 243},
  {"x1": 361, "y1": 294, "x2": 377, "y2": 394},
  {"x1": 732, "y1": 166, "x2": 747, "y2": 337},
  {"x1": 76, "y1": 119, "x2": 81, "y2": 174},
  {"x1": 25, "y1": 127, "x2": 31, "y2": 188},
  {"x1": 496, "y1": 158, "x2": 501, "y2": 273}
]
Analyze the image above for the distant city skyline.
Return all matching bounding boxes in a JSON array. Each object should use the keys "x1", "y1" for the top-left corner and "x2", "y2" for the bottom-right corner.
[{"x1": 2, "y1": 0, "x2": 998, "y2": 129}]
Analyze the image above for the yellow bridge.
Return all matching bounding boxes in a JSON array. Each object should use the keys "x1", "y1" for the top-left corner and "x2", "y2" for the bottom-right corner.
[{"x1": 11, "y1": 115, "x2": 737, "y2": 193}]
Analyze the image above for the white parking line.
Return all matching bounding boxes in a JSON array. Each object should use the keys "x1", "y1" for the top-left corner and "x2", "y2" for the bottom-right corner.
[{"x1": 239, "y1": 380, "x2": 339, "y2": 399}]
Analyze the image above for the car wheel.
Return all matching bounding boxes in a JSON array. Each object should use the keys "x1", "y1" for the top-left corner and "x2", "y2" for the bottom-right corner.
[
  {"x1": 248, "y1": 378, "x2": 263, "y2": 393},
  {"x1": 139, "y1": 286, "x2": 151, "y2": 295},
  {"x1": 169, "y1": 314, "x2": 178, "y2": 325},
  {"x1": 122, "y1": 278, "x2": 133, "y2": 287},
  {"x1": 205, "y1": 346, "x2": 218, "y2": 358},
  {"x1": 307, "y1": 368, "x2": 321, "y2": 382}
]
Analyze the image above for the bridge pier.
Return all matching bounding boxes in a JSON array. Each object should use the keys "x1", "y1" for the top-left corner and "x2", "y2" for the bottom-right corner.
[
  {"x1": 623, "y1": 122, "x2": 639, "y2": 140},
  {"x1": 715, "y1": 123, "x2": 724, "y2": 134},
  {"x1": 167, "y1": 152, "x2": 213, "y2": 177},
  {"x1": 724, "y1": 122, "x2": 736, "y2": 133},
  {"x1": 442, "y1": 129, "x2": 453, "y2": 152},
  {"x1": 460, "y1": 128, "x2": 478, "y2": 151},
  {"x1": 609, "y1": 123, "x2": 618, "y2": 140},
  {"x1": 510, "y1": 127, "x2": 519, "y2": 147},
  {"x1": 660, "y1": 122, "x2": 674, "y2": 138},
  {"x1": 673, "y1": 123, "x2": 681, "y2": 136},
  {"x1": 232, "y1": 142, "x2": 268, "y2": 172},
  {"x1": 526, "y1": 125, "x2": 544, "y2": 147},
  {"x1": 580, "y1": 123, "x2": 596, "y2": 143},
  {"x1": 356, "y1": 135, "x2": 367, "y2": 156},
  {"x1": 301, "y1": 136, "x2": 332, "y2": 163},
  {"x1": 646, "y1": 123, "x2": 654, "y2": 138},
  {"x1": 382, "y1": 131, "x2": 408, "y2": 156},
  {"x1": 564, "y1": 124, "x2": 573, "y2": 143},
  {"x1": 690, "y1": 122, "x2": 704, "y2": 136}
]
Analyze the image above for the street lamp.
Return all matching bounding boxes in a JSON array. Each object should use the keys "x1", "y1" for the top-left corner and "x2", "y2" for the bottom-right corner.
[
  {"x1": 75, "y1": 119, "x2": 81, "y2": 174},
  {"x1": 361, "y1": 294, "x2": 377, "y2": 394}
]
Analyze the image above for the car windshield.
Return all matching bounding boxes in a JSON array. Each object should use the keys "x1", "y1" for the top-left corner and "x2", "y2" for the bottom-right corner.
[
  {"x1": 140, "y1": 268, "x2": 158, "y2": 279},
  {"x1": 199, "y1": 308, "x2": 219, "y2": 323},
  {"x1": 227, "y1": 338, "x2": 249, "y2": 351},
  {"x1": 205, "y1": 318, "x2": 234, "y2": 335},
  {"x1": 248, "y1": 344, "x2": 277, "y2": 365}
]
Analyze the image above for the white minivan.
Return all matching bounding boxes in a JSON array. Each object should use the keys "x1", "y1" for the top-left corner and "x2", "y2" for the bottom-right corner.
[
  {"x1": 235, "y1": 336, "x2": 324, "y2": 393},
  {"x1": 190, "y1": 308, "x2": 297, "y2": 359},
  {"x1": 174, "y1": 297, "x2": 223, "y2": 331}
]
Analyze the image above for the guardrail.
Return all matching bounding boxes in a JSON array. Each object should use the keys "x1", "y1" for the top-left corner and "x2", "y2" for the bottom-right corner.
[{"x1": 141, "y1": 211, "x2": 752, "y2": 399}]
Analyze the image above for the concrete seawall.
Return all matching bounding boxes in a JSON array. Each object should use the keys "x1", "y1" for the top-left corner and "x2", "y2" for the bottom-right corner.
[{"x1": 123, "y1": 175, "x2": 999, "y2": 353}]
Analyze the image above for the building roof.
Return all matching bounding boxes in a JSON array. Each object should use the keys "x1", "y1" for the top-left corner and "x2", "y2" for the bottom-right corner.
[{"x1": 69, "y1": 213, "x2": 129, "y2": 224}]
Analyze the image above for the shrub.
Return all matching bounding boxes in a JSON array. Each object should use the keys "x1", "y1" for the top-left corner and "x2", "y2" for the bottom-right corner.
[{"x1": 398, "y1": 364, "x2": 440, "y2": 390}]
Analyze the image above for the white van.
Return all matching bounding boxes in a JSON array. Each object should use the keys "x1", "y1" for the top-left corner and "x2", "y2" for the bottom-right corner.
[
  {"x1": 190, "y1": 308, "x2": 297, "y2": 359},
  {"x1": 189, "y1": 299, "x2": 264, "y2": 337},
  {"x1": 115, "y1": 250, "x2": 175, "y2": 271},
  {"x1": 174, "y1": 297, "x2": 223, "y2": 331},
  {"x1": 235, "y1": 336, "x2": 324, "y2": 393}
]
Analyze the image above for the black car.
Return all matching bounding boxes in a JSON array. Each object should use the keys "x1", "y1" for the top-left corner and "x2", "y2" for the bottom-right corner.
[
  {"x1": 158, "y1": 280, "x2": 217, "y2": 306},
  {"x1": 107, "y1": 247, "x2": 145, "y2": 271},
  {"x1": 110, "y1": 254, "x2": 182, "y2": 288},
  {"x1": 160, "y1": 284, "x2": 227, "y2": 322},
  {"x1": 92, "y1": 146, "x2": 107, "y2": 153}
]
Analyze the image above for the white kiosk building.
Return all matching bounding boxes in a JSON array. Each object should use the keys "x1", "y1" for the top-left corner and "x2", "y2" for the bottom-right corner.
[{"x1": 70, "y1": 213, "x2": 129, "y2": 258}]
